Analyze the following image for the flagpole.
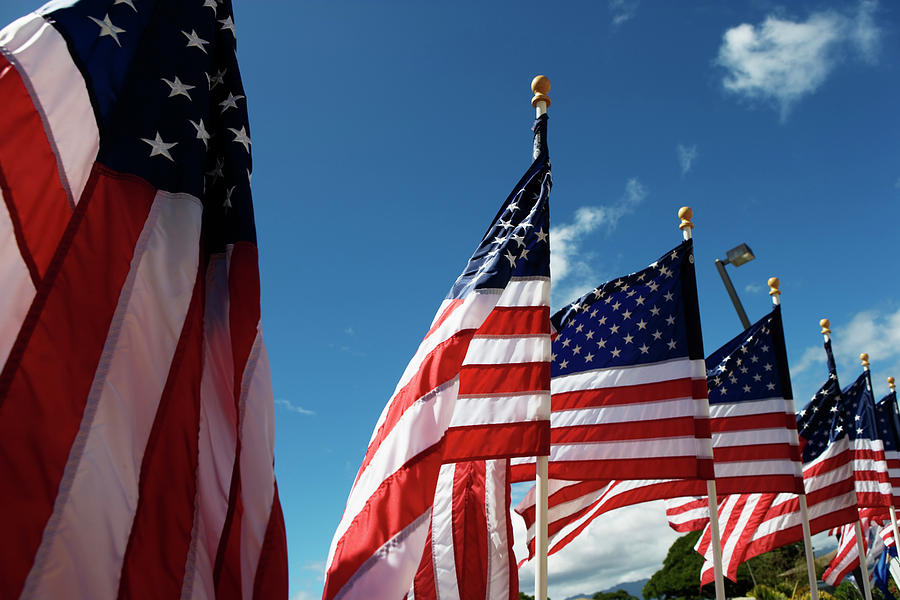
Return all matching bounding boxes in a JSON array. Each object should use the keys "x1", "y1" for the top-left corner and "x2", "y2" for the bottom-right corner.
[
  {"x1": 680, "y1": 207, "x2": 725, "y2": 600},
  {"x1": 823, "y1": 319, "x2": 873, "y2": 600},
  {"x1": 532, "y1": 74, "x2": 551, "y2": 600},
  {"x1": 771, "y1": 278, "x2": 819, "y2": 600}
]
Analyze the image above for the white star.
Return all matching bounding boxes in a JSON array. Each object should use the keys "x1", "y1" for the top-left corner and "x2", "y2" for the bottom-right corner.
[
  {"x1": 203, "y1": 0, "x2": 218, "y2": 10},
  {"x1": 220, "y1": 92, "x2": 245, "y2": 112},
  {"x1": 665, "y1": 315, "x2": 676, "y2": 326},
  {"x1": 519, "y1": 248, "x2": 529, "y2": 260},
  {"x1": 635, "y1": 296, "x2": 645, "y2": 305},
  {"x1": 507, "y1": 200, "x2": 519, "y2": 212},
  {"x1": 189, "y1": 119, "x2": 210, "y2": 148},
  {"x1": 650, "y1": 306, "x2": 660, "y2": 316},
  {"x1": 224, "y1": 185, "x2": 235, "y2": 209},
  {"x1": 799, "y1": 409, "x2": 806, "y2": 417},
  {"x1": 636, "y1": 319, "x2": 647, "y2": 330},
  {"x1": 835, "y1": 425, "x2": 843, "y2": 432},
  {"x1": 592, "y1": 288, "x2": 603, "y2": 299},
  {"x1": 162, "y1": 76, "x2": 195, "y2": 100},
  {"x1": 623, "y1": 334, "x2": 634, "y2": 344},
  {"x1": 753, "y1": 374, "x2": 762, "y2": 382},
  {"x1": 114, "y1": 0, "x2": 137, "y2": 11},
  {"x1": 652, "y1": 330, "x2": 662, "y2": 340},
  {"x1": 89, "y1": 14, "x2": 126, "y2": 46},
  {"x1": 609, "y1": 324, "x2": 620, "y2": 334},
  {"x1": 611, "y1": 347, "x2": 621, "y2": 358},
  {"x1": 505, "y1": 251, "x2": 516, "y2": 267},
  {"x1": 585, "y1": 331, "x2": 594, "y2": 340},
  {"x1": 590, "y1": 309, "x2": 598, "y2": 318},
  {"x1": 575, "y1": 323, "x2": 584, "y2": 333},
  {"x1": 761, "y1": 345, "x2": 770, "y2": 353},
  {"x1": 764, "y1": 363, "x2": 773, "y2": 372},
  {"x1": 207, "y1": 69, "x2": 226, "y2": 89},
  {"x1": 720, "y1": 387, "x2": 728, "y2": 395},
  {"x1": 561, "y1": 338, "x2": 571, "y2": 347},
  {"x1": 597, "y1": 316, "x2": 607, "y2": 325},
  {"x1": 572, "y1": 345, "x2": 581, "y2": 355},
  {"x1": 597, "y1": 338, "x2": 607, "y2": 348},
  {"x1": 648, "y1": 281, "x2": 659, "y2": 292},
  {"x1": 510, "y1": 233, "x2": 525, "y2": 247},
  {"x1": 750, "y1": 355, "x2": 759, "y2": 363},
  {"x1": 639, "y1": 344, "x2": 650, "y2": 354},
  {"x1": 855, "y1": 415, "x2": 861, "y2": 421},
  {"x1": 671, "y1": 250, "x2": 679, "y2": 260},
  {"x1": 140, "y1": 132, "x2": 177, "y2": 161},
  {"x1": 743, "y1": 385, "x2": 752, "y2": 393},
  {"x1": 857, "y1": 428, "x2": 864, "y2": 434},
  {"x1": 667, "y1": 339, "x2": 677, "y2": 350},
  {"x1": 229, "y1": 126, "x2": 251, "y2": 152},
  {"x1": 535, "y1": 228, "x2": 548, "y2": 243},
  {"x1": 183, "y1": 29, "x2": 210, "y2": 53},
  {"x1": 584, "y1": 352, "x2": 594, "y2": 362},
  {"x1": 498, "y1": 219, "x2": 513, "y2": 230},
  {"x1": 622, "y1": 309, "x2": 632, "y2": 320},
  {"x1": 206, "y1": 156, "x2": 224, "y2": 182},
  {"x1": 559, "y1": 359, "x2": 568, "y2": 369},
  {"x1": 218, "y1": 15, "x2": 236, "y2": 36},
  {"x1": 767, "y1": 382, "x2": 776, "y2": 391},
  {"x1": 664, "y1": 291, "x2": 674, "y2": 302}
]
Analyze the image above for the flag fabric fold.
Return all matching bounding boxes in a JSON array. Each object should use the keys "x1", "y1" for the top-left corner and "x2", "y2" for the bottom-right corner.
[
  {"x1": 874, "y1": 388, "x2": 900, "y2": 508},
  {"x1": 841, "y1": 371, "x2": 893, "y2": 508},
  {"x1": 0, "y1": 1, "x2": 286, "y2": 599},
  {"x1": 323, "y1": 116, "x2": 552, "y2": 600}
]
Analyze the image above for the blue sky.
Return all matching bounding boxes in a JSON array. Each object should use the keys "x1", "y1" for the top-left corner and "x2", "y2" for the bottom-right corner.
[{"x1": 3, "y1": 1, "x2": 899, "y2": 598}]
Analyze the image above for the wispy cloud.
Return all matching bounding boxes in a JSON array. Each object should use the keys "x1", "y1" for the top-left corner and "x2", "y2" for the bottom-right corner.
[
  {"x1": 344, "y1": 326, "x2": 355, "y2": 336},
  {"x1": 275, "y1": 397, "x2": 315, "y2": 415},
  {"x1": 550, "y1": 178, "x2": 647, "y2": 308},
  {"x1": 516, "y1": 501, "x2": 679, "y2": 599},
  {"x1": 676, "y1": 144, "x2": 698, "y2": 176},
  {"x1": 745, "y1": 282, "x2": 763, "y2": 294},
  {"x1": 608, "y1": 0, "x2": 639, "y2": 27},
  {"x1": 716, "y1": 0, "x2": 881, "y2": 119}
]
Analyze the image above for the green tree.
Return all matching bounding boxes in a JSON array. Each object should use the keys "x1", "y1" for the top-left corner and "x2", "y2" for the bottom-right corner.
[{"x1": 593, "y1": 590, "x2": 639, "y2": 600}]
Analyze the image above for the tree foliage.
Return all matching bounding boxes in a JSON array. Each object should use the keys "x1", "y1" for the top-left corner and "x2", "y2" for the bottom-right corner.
[{"x1": 593, "y1": 590, "x2": 640, "y2": 600}]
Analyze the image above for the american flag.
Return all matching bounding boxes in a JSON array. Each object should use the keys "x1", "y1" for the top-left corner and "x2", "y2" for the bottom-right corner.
[
  {"x1": 0, "y1": 2, "x2": 286, "y2": 599},
  {"x1": 409, "y1": 460, "x2": 517, "y2": 600},
  {"x1": 510, "y1": 240, "x2": 713, "y2": 483},
  {"x1": 323, "y1": 116, "x2": 551, "y2": 600},
  {"x1": 824, "y1": 510, "x2": 896, "y2": 587},
  {"x1": 874, "y1": 389, "x2": 900, "y2": 508},
  {"x1": 841, "y1": 371, "x2": 893, "y2": 508},
  {"x1": 693, "y1": 350, "x2": 859, "y2": 585}
]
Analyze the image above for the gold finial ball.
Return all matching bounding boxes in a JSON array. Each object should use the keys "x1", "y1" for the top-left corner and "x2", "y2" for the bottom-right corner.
[
  {"x1": 531, "y1": 75, "x2": 551, "y2": 108},
  {"x1": 768, "y1": 277, "x2": 781, "y2": 295},
  {"x1": 531, "y1": 75, "x2": 550, "y2": 96},
  {"x1": 819, "y1": 318, "x2": 831, "y2": 334},
  {"x1": 860, "y1": 353, "x2": 870, "y2": 366},
  {"x1": 678, "y1": 206, "x2": 694, "y2": 230},
  {"x1": 888, "y1": 376, "x2": 895, "y2": 390}
]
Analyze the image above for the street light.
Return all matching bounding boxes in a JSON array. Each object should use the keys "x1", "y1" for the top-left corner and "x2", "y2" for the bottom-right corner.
[{"x1": 715, "y1": 243, "x2": 755, "y2": 329}]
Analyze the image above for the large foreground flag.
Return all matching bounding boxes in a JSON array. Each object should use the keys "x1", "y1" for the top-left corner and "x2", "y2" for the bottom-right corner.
[
  {"x1": 0, "y1": 2, "x2": 287, "y2": 599},
  {"x1": 323, "y1": 116, "x2": 552, "y2": 600},
  {"x1": 511, "y1": 240, "x2": 713, "y2": 482},
  {"x1": 841, "y1": 371, "x2": 893, "y2": 508}
]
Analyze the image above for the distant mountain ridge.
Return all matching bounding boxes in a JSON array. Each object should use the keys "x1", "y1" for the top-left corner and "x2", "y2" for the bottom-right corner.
[{"x1": 563, "y1": 578, "x2": 650, "y2": 600}]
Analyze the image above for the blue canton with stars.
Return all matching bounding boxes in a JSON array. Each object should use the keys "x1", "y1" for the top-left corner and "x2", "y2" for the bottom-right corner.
[
  {"x1": 447, "y1": 115, "x2": 550, "y2": 299},
  {"x1": 550, "y1": 239, "x2": 704, "y2": 377},
  {"x1": 796, "y1": 340, "x2": 846, "y2": 463},
  {"x1": 705, "y1": 305, "x2": 793, "y2": 405},
  {"x1": 875, "y1": 391, "x2": 900, "y2": 454},
  {"x1": 45, "y1": 0, "x2": 254, "y2": 251},
  {"x1": 840, "y1": 371, "x2": 879, "y2": 443}
]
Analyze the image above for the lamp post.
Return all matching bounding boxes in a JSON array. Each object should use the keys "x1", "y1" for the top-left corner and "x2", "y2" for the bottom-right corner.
[{"x1": 714, "y1": 243, "x2": 755, "y2": 329}]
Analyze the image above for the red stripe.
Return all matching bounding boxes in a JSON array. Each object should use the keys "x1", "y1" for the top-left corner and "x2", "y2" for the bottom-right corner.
[
  {"x1": 805, "y1": 451, "x2": 852, "y2": 478},
  {"x1": 215, "y1": 243, "x2": 263, "y2": 600},
  {"x1": 547, "y1": 456, "x2": 708, "y2": 481},
  {"x1": 713, "y1": 443, "x2": 801, "y2": 462},
  {"x1": 477, "y1": 306, "x2": 550, "y2": 336},
  {"x1": 807, "y1": 479, "x2": 856, "y2": 506},
  {"x1": 458, "y1": 362, "x2": 549, "y2": 395},
  {"x1": 323, "y1": 442, "x2": 444, "y2": 600},
  {"x1": 0, "y1": 166, "x2": 155, "y2": 599},
  {"x1": 852, "y1": 448, "x2": 889, "y2": 461},
  {"x1": 252, "y1": 484, "x2": 289, "y2": 600},
  {"x1": 452, "y1": 461, "x2": 488, "y2": 600},
  {"x1": 552, "y1": 377, "x2": 696, "y2": 411},
  {"x1": 709, "y1": 412, "x2": 797, "y2": 433},
  {"x1": 0, "y1": 56, "x2": 72, "y2": 282},
  {"x1": 714, "y1": 474, "x2": 805, "y2": 495},
  {"x1": 504, "y1": 461, "x2": 517, "y2": 600},
  {"x1": 356, "y1": 330, "x2": 476, "y2": 482},
  {"x1": 412, "y1": 527, "x2": 437, "y2": 599},
  {"x1": 443, "y1": 421, "x2": 549, "y2": 463},
  {"x1": 424, "y1": 299, "x2": 464, "y2": 340},
  {"x1": 117, "y1": 269, "x2": 204, "y2": 600},
  {"x1": 551, "y1": 416, "x2": 697, "y2": 444}
]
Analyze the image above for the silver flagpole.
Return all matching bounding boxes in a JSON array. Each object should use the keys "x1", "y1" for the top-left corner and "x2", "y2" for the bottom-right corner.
[
  {"x1": 679, "y1": 208, "x2": 725, "y2": 600},
  {"x1": 770, "y1": 278, "x2": 819, "y2": 600},
  {"x1": 532, "y1": 74, "x2": 550, "y2": 600}
]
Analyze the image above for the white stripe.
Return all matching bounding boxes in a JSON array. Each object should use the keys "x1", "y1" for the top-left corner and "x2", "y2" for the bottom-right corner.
[
  {"x1": 548, "y1": 436, "x2": 702, "y2": 462},
  {"x1": 0, "y1": 190, "x2": 35, "y2": 366},
  {"x1": 713, "y1": 428, "x2": 800, "y2": 448},
  {"x1": 329, "y1": 378, "x2": 458, "y2": 564},
  {"x1": 494, "y1": 277, "x2": 549, "y2": 308},
  {"x1": 22, "y1": 192, "x2": 202, "y2": 600},
  {"x1": 450, "y1": 392, "x2": 548, "y2": 428},
  {"x1": 183, "y1": 252, "x2": 237, "y2": 600},
  {"x1": 239, "y1": 334, "x2": 276, "y2": 600},
  {"x1": 431, "y1": 464, "x2": 459, "y2": 598},
  {"x1": 332, "y1": 510, "x2": 432, "y2": 600},
  {"x1": 0, "y1": 12, "x2": 99, "y2": 204},
  {"x1": 709, "y1": 397, "x2": 794, "y2": 419},
  {"x1": 713, "y1": 460, "x2": 802, "y2": 478},
  {"x1": 551, "y1": 396, "x2": 698, "y2": 427},
  {"x1": 463, "y1": 335, "x2": 549, "y2": 366},
  {"x1": 485, "y1": 459, "x2": 511, "y2": 600},
  {"x1": 551, "y1": 357, "x2": 705, "y2": 395}
]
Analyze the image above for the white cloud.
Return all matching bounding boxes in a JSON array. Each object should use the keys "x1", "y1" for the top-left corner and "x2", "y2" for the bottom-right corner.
[
  {"x1": 716, "y1": 0, "x2": 881, "y2": 119},
  {"x1": 677, "y1": 144, "x2": 698, "y2": 176},
  {"x1": 515, "y1": 501, "x2": 679, "y2": 599},
  {"x1": 550, "y1": 178, "x2": 647, "y2": 307},
  {"x1": 744, "y1": 282, "x2": 763, "y2": 294},
  {"x1": 608, "y1": 0, "x2": 639, "y2": 27},
  {"x1": 289, "y1": 592, "x2": 317, "y2": 600},
  {"x1": 275, "y1": 397, "x2": 315, "y2": 415}
]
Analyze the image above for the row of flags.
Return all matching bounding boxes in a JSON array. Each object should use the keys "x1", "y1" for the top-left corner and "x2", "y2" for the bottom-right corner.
[{"x1": 321, "y1": 104, "x2": 900, "y2": 598}]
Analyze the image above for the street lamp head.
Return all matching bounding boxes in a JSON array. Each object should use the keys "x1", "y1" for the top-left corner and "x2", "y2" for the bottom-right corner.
[{"x1": 724, "y1": 243, "x2": 755, "y2": 267}]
